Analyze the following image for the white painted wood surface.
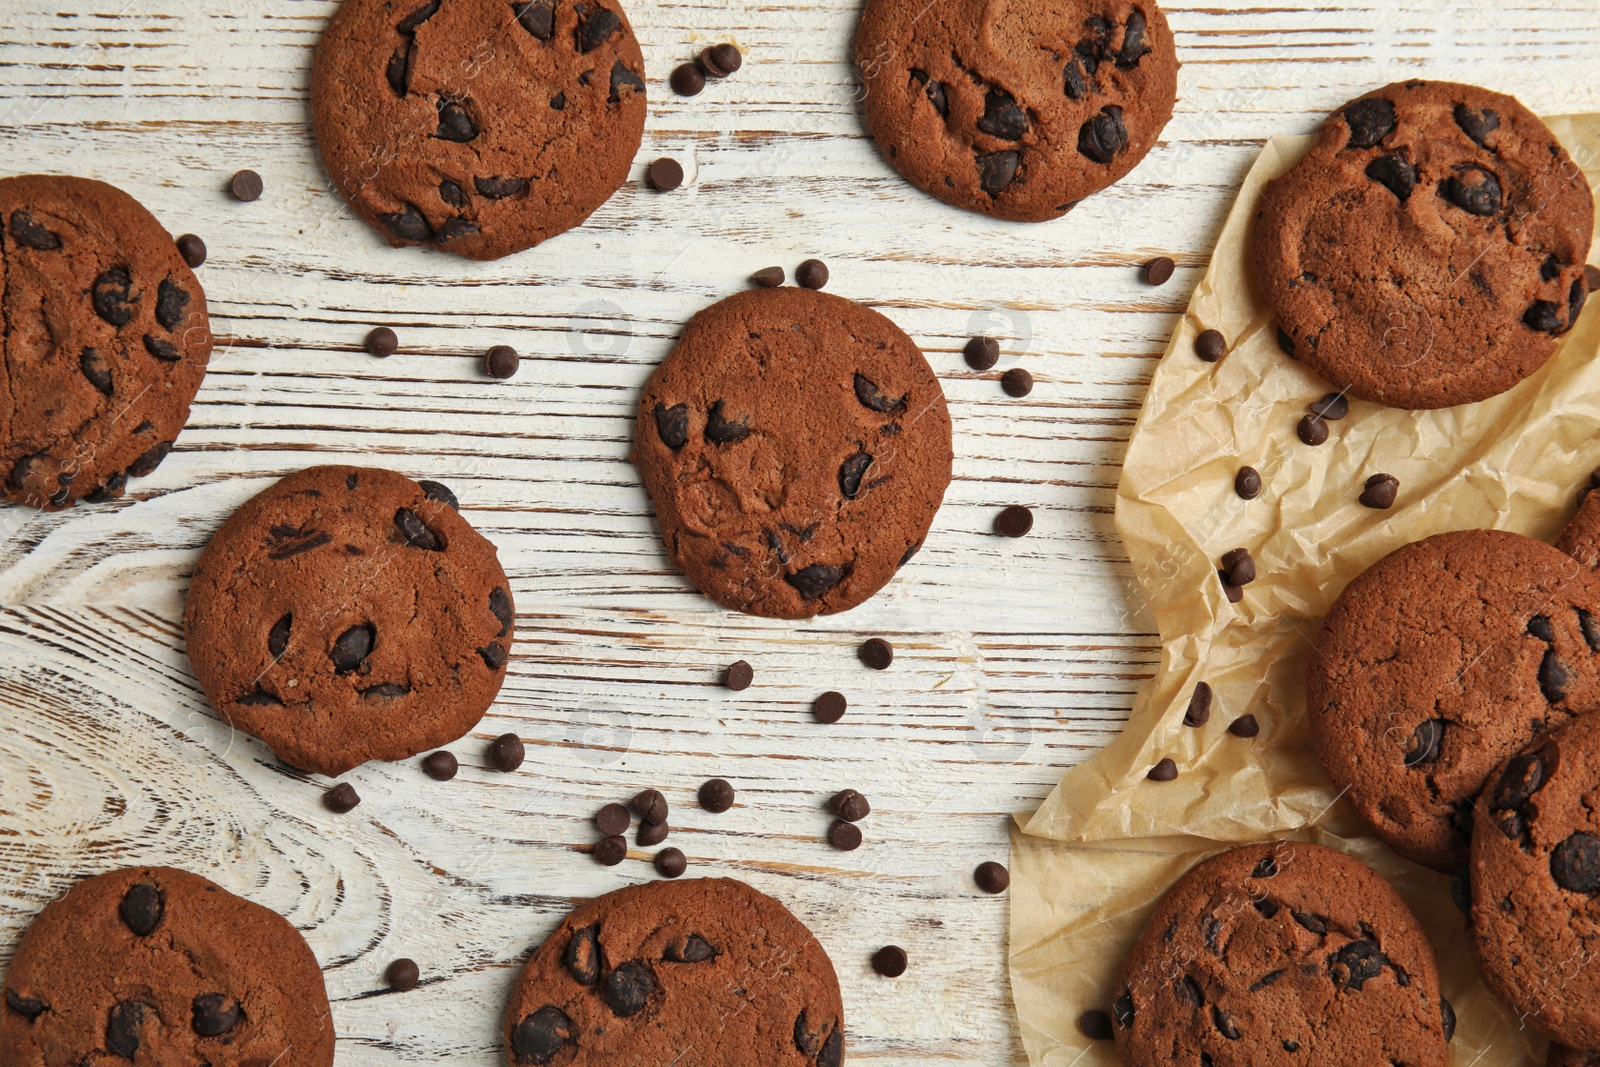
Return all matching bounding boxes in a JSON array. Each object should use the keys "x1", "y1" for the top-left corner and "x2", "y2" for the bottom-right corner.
[{"x1": 2, "y1": 1, "x2": 1599, "y2": 1063}]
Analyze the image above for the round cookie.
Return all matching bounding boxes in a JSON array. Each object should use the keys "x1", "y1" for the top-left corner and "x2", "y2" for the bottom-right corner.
[
  {"x1": 856, "y1": 0, "x2": 1178, "y2": 222},
  {"x1": 185, "y1": 466, "x2": 513, "y2": 777},
  {"x1": 1252, "y1": 80, "x2": 1594, "y2": 409},
  {"x1": 631, "y1": 287, "x2": 952, "y2": 619},
  {"x1": 1113, "y1": 842, "x2": 1451, "y2": 1067},
  {"x1": 311, "y1": 0, "x2": 646, "y2": 260},
  {"x1": 0, "y1": 175, "x2": 210, "y2": 510},
  {"x1": 1, "y1": 866, "x2": 333, "y2": 1067},
  {"x1": 1307, "y1": 529, "x2": 1600, "y2": 871},
  {"x1": 1470, "y1": 713, "x2": 1600, "y2": 1049},
  {"x1": 503, "y1": 877, "x2": 845, "y2": 1066}
]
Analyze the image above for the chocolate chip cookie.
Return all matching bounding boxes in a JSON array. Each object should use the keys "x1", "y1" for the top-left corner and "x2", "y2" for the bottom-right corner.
[
  {"x1": 856, "y1": 0, "x2": 1178, "y2": 222},
  {"x1": 0, "y1": 175, "x2": 210, "y2": 510},
  {"x1": 185, "y1": 466, "x2": 514, "y2": 777},
  {"x1": 1308, "y1": 529, "x2": 1600, "y2": 872},
  {"x1": 1471, "y1": 713, "x2": 1600, "y2": 1049},
  {"x1": 1253, "y1": 80, "x2": 1594, "y2": 409},
  {"x1": 503, "y1": 877, "x2": 845, "y2": 1066},
  {"x1": 632, "y1": 287, "x2": 952, "y2": 619},
  {"x1": 311, "y1": 0, "x2": 646, "y2": 260},
  {"x1": 1, "y1": 866, "x2": 333, "y2": 1067},
  {"x1": 1550, "y1": 1046, "x2": 1600, "y2": 1067},
  {"x1": 1113, "y1": 842, "x2": 1451, "y2": 1067}
]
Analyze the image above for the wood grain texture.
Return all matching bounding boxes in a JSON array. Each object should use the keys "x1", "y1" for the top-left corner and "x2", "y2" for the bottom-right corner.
[{"x1": 1, "y1": 1, "x2": 1599, "y2": 1063}]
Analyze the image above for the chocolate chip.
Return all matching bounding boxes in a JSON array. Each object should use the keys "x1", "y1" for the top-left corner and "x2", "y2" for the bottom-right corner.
[
  {"x1": 594, "y1": 834, "x2": 627, "y2": 865},
  {"x1": 433, "y1": 98, "x2": 477, "y2": 141},
  {"x1": 596, "y1": 802, "x2": 630, "y2": 836},
  {"x1": 857, "y1": 638, "x2": 894, "y2": 671},
  {"x1": 437, "y1": 179, "x2": 468, "y2": 208},
  {"x1": 1328, "y1": 939, "x2": 1385, "y2": 989},
  {"x1": 786, "y1": 563, "x2": 844, "y2": 600},
  {"x1": 1309, "y1": 393, "x2": 1349, "y2": 420},
  {"x1": 665, "y1": 933, "x2": 716, "y2": 962},
  {"x1": 828, "y1": 819, "x2": 863, "y2": 851},
  {"x1": 119, "y1": 882, "x2": 164, "y2": 936},
  {"x1": 172, "y1": 234, "x2": 206, "y2": 269},
  {"x1": 1078, "y1": 105, "x2": 1127, "y2": 163},
  {"x1": 512, "y1": 1006, "x2": 573, "y2": 1064},
  {"x1": 839, "y1": 451, "x2": 873, "y2": 498},
  {"x1": 386, "y1": 43, "x2": 415, "y2": 96},
  {"x1": 1212, "y1": 1006, "x2": 1240, "y2": 1040},
  {"x1": 796, "y1": 259, "x2": 829, "y2": 290},
  {"x1": 512, "y1": 0, "x2": 554, "y2": 39},
  {"x1": 423, "y1": 480, "x2": 461, "y2": 512},
  {"x1": 366, "y1": 327, "x2": 398, "y2": 357},
  {"x1": 814, "y1": 690, "x2": 847, "y2": 723},
  {"x1": 853, "y1": 373, "x2": 907, "y2": 414},
  {"x1": 1228, "y1": 715, "x2": 1259, "y2": 738},
  {"x1": 416, "y1": 751, "x2": 458, "y2": 781},
  {"x1": 701, "y1": 43, "x2": 742, "y2": 77},
  {"x1": 654, "y1": 847, "x2": 687, "y2": 878},
  {"x1": 993, "y1": 504, "x2": 1035, "y2": 538},
  {"x1": 1494, "y1": 752, "x2": 1545, "y2": 809},
  {"x1": 107, "y1": 1000, "x2": 148, "y2": 1059},
  {"x1": 1442, "y1": 166, "x2": 1501, "y2": 216},
  {"x1": 490, "y1": 733, "x2": 525, "y2": 772},
  {"x1": 1540, "y1": 649, "x2": 1572, "y2": 702},
  {"x1": 1586, "y1": 264, "x2": 1600, "y2": 292},
  {"x1": 395, "y1": 508, "x2": 444, "y2": 550},
  {"x1": 607, "y1": 58, "x2": 645, "y2": 102},
  {"x1": 144, "y1": 334, "x2": 181, "y2": 362},
  {"x1": 485, "y1": 345, "x2": 520, "y2": 379},
  {"x1": 92, "y1": 266, "x2": 134, "y2": 327},
  {"x1": 829, "y1": 788, "x2": 871, "y2": 822},
  {"x1": 1343, "y1": 97, "x2": 1396, "y2": 148},
  {"x1": 909, "y1": 69, "x2": 949, "y2": 118},
  {"x1": 1543, "y1": 254, "x2": 1565, "y2": 282},
  {"x1": 638, "y1": 820, "x2": 668, "y2": 846},
  {"x1": 384, "y1": 959, "x2": 419, "y2": 993},
  {"x1": 564, "y1": 925, "x2": 601, "y2": 985},
  {"x1": 1220, "y1": 548, "x2": 1255, "y2": 586},
  {"x1": 478, "y1": 641, "x2": 508, "y2": 669},
  {"x1": 1297, "y1": 414, "x2": 1329, "y2": 446},
  {"x1": 1358, "y1": 473, "x2": 1399, "y2": 509},
  {"x1": 474, "y1": 175, "x2": 529, "y2": 200},
  {"x1": 1403, "y1": 718, "x2": 1444, "y2": 766},
  {"x1": 1143, "y1": 257, "x2": 1175, "y2": 286},
  {"x1": 1063, "y1": 56, "x2": 1089, "y2": 100},
  {"x1": 1220, "y1": 573, "x2": 1243, "y2": 602},
  {"x1": 1366, "y1": 154, "x2": 1417, "y2": 201},
  {"x1": 1194, "y1": 329, "x2": 1226, "y2": 362},
  {"x1": 751, "y1": 266, "x2": 784, "y2": 287},
  {"x1": 704, "y1": 399, "x2": 750, "y2": 444},
  {"x1": 1569, "y1": 277, "x2": 1588, "y2": 332},
  {"x1": 4, "y1": 989, "x2": 46, "y2": 1020},
  {"x1": 79, "y1": 348, "x2": 113, "y2": 396},
  {"x1": 965, "y1": 336, "x2": 1000, "y2": 370},
  {"x1": 1525, "y1": 300, "x2": 1564, "y2": 334},
  {"x1": 230, "y1": 170, "x2": 263, "y2": 202},
  {"x1": 380, "y1": 205, "x2": 432, "y2": 242},
  {"x1": 397, "y1": 1, "x2": 440, "y2": 33},
  {"x1": 1001, "y1": 367, "x2": 1033, "y2": 397},
  {"x1": 671, "y1": 62, "x2": 705, "y2": 96},
  {"x1": 603, "y1": 960, "x2": 653, "y2": 1016},
  {"x1": 1453, "y1": 103, "x2": 1499, "y2": 147},
  {"x1": 574, "y1": 3, "x2": 620, "y2": 52},
  {"x1": 360, "y1": 682, "x2": 411, "y2": 699},
  {"x1": 647, "y1": 157, "x2": 684, "y2": 192},
  {"x1": 977, "y1": 149, "x2": 1020, "y2": 195},
  {"x1": 1292, "y1": 910, "x2": 1328, "y2": 935},
  {"x1": 1078, "y1": 1009, "x2": 1114, "y2": 1040},
  {"x1": 1112, "y1": 990, "x2": 1135, "y2": 1028},
  {"x1": 975, "y1": 860, "x2": 1010, "y2": 893},
  {"x1": 155, "y1": 278, "x2": 189, "y2": 331},
  {"x1": 1441, "y1": 997, "x2": 1456, "y2": 1042},
  {"x1": 977, "y1": 90, "x2": 1029, "y2": 140},
  {"x1": 1494, "y1": 808, "x2": 1525, "y2": 842},
  {"x1": 323, "y1": 783, "x2": 361, "y2": 813},
  {"x1": 872, "y1": 945, "x2": 908, "y2": 977},
  {"x1": 1147, "y1": 757, "x2": 1178, "y2": 781},
  {"x1": 699, "y1": 778, "x2": 735, "y2": 813},
  {"x1": 650, "y1": 402, "x2": 690, "y2": 450},
  {"x1": 1276, "y1": 327, "x2": 1297, "y2": 358},
  {"x1": 1234, "y1": 466, "x2": 1262, "y2": 500},
  {"x1": 10, "y1": 210, "x2": 60, "y2": 250},
  {"x1": 1184, "y1": 684, "x2": 1212, "y2": 727},
  {"x1": 724, "y1": 659, "x2": 754, "y2": 691}
]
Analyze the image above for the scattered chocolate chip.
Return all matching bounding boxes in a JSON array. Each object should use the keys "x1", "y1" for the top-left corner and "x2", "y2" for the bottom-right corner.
[
  {"x1": 603, "y1": 960, "x2": 654, "y2": 1016},
  {"x1": 1540, "y1": 649, "x2": 1572, "y2": 702},
  {"x1": 1309, "y1": 393, "x2": 1349, "y2": 420},
  {"x1": 1147, "y1": 757, "x2": 1178, "y2": 781},
  {"x1": 4, "y1": 989, "x2": 46, "y2": 1020},
  {"x1": 838, "y1": 451, "x2": 873, "y2": 498},
  {"x1": 175, "y1": 233, "x2": 206, "y2": 267},
  {"x1": 423, "y1": 480, "x2": 461, "y2": 510},
  {"x1": 814, "y1": 691, "x2": 847, "y2": 723},
  {"x1": 1221, "y1": 573, "x2": 1243, "y2": 603},
  {"x1": 1329, "y1": 939, "x2": 1386, "y2": 990},
  {"x1": 1235, "y1": 466, "x2": 1262, "y2": 500},
  {"x1": 975, "y1": 860, "x2": 1010, "y2": 893},
  {"x1": 379, "y1": 205, "x2": 431, "y2": 242},
  {"x1": 699, "y1": 778, "x2": 735, "y2": 813},
  {"x1": 704, "y1": 399, "x2": 750, "y2": 444},
  {"x1": 490, "y1": 733, "x2": 525, "y2": 772},
  {"x1": 323, "y1": 783, "x2": 361, "y2": 813},
  {"x1": 853, "y1": 373, "x2": 907, "y2": 414},
  {"x1": 629, "y1": 790, "x2": 665, "y2": 828},
  {"x1": 654, "y1": 847, "x2": 687, "y2": 878},
  {"x1": 786, "y1": 563, "x2": 844, "y2": 600},
  {"x1": 652, "y1": 403, "x2": 689, "y2": 450},
  {"x1": 512, "y1": 1006, "x2": 573, "y2": 1063},
  {"x1": 155, "y1": 279, "x2": 189, "y2": 330},
  {"x1": 1442, "y1": 166, "x2": 1502, "y2": 216},
  {"x1": 1453, "y1": 103, "x2": 1499, "y2": 147},
  {"x1": 1297, "y1": 414, "x2": 1329, "y2": 446},
  {"x1": 724, "y1": 659, "x2": 754, "y2": 691},
  {"x1": 385, "y1": 958, "x2": 420, "y2": 992},
  {"x1": 594, "y1": 834, "x2": 627, "y2": 866},
  {"x1": 1220, "y1": 548, "x2": 1255, "y2": 586},
  {"x1": 829, "y1": 789, "x2": 871, "y2": 822},
  {"x1": 1441, "y1": 997, "x2": 1456, "y2": 1042},
  {"x1": 977, "y1": 90, "x2": 1029, "y2": 140},
  {"x1": 700, "y1": 43, "x2": 742, "y2": 78},
  {"x1": 1078, "y1": 1009, "x2": 1114, "y2": 1041},
  {"x1": 796, "y1": 259, "x2": 829, "y2": 290},
  {"x1": 1001, "y1": 367, "x2": 1033, "y2": 397},
  {"x1": 1228, "y1": 715, "x2": 1260, "y2": 738},
  {"x1": 1194, "y1": 329, "x2": 1227, "y2": 362},
  {"x1": 1078, "y1": 105, "x2": 1127, "y2": 163},
  {"x1": 574, "y1": 4, "x2": 620, "y2": 52},
  {"x1": 107, "y1": 1000, "x2": 147, "y2": 1059},
  {"x1": 1359, "y1": 473, "x2": 1399, "y2": 509},
  {"x1": 1142, "y1": 256, "x2": 1175, "y2": 286},
  {"x1": 1276, "y1": 327, "x2": 1297, "y2": 357},
  {"x1": 564, "y1": 925, "x2": 601, "y2": 985},
  {"x1": 119, "y1": 883, "x2": 164, "y2": 936},
  {"x1": 422, "y1": 751, "x2": 458, "y2": 781},
  {"x1": 995, "y1": 504, "x2": 1033, "y2": 537},
  {"x1": 396, "y1": 508, "x2": 444, "y2": 551},
  {"x1": 1402, "y1": 719, "x2": 1444, "y2": 767},
  {"x1": 92, "y1": 266, "x2": 133, "y2": 327},
  {"x1": 144, "y1": 334, "x2": 182, "y2": 362},
  {"x1": 858, "y1": 638, "x2": 893, "y2": 671},
  {"x1": 872, "y1": 945, "x2": 908, "y2": 977},
  {"x1": 10, "y1": 210, "x2": 60, "y2": 250},
  {"x1": 366, "y1": 327, "x2": 398, "y2": 357},
  {"x1": 647, "y1": 157, "x2": 684, "y2": 192},
  {"x1": 485, "y1": 345, "x2": 520, "y2": 379},
  {"x1": 665, "y1": 933, "x2": 716, "y2": 963},
  {"x1": 229, "y1": 170, "x2": 263, "y2": 202},
  {"x1": 1365, "y1": 154, "x2": 1417, "y2": 201},
  {"x1": 1112, "y1": 990, "x2": 1135, "y2": 1029},
  {"x1": 751, "y1": 266, "x2": 784, "y2": 287},
  {"x1": 638, "y1": 820, "x2": 668, "y2": 847},
  {"x1": 596, "y1": 802, "x2": 630, "y2": 836},
  {"x1": 977, "y1": 149, "x2": 1021, "y2": 195},
  {"x1": 1586, "y1": 264, "x2": 1600, "y2": 292},
  {"x1": 828, "y1": 819, "x2": 862, "y2": 851},
  {"x1": 670, "y1": 62, "x2": 706, "y2": 96},
  {"x1": 475, "y1": 176, "x2": 529, "y2": 200},
  {"x1": 1184, "y1": 683, "x2": 1212, "y2": 727},
  {"x1": 80, "y1": 348, "x2": 113, "y2": 396},
  {"x1": 965, "y1": 336, "x2": 1000, "y2": 370},
  {"x1": 1343, "y1": 97, "x2": 1396, "y2": 148},
  {"x1": 329, "y1": 622, "x2": 375, "y2": 673},
  {"x1": 439, "y1": 179, "x2": 468, "y2": 207},
  {"x1": 434, "y1": 99, "x2": 477, "y2": 141}
]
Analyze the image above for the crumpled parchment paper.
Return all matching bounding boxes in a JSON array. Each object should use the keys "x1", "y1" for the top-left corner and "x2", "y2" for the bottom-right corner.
[{"x1": 1009, "y1": 114, "x2": 1600, "y2": 1067}]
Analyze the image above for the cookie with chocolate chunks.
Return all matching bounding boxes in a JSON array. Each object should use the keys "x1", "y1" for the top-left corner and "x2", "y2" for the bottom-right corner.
[
  {"x1": 0, "y1": 175, "x2": 210, "y2": 510},
  {"x1": 1114, "y1": 843, "x2": 1450, "y2": 1067},
  {"x1": 185, "y1": 465, "x2": 514, "y2": 776},
  {"x1": 1307, "y1": 529, "x2": 1600, "y2": 871},
  {"x1": 1253, "y1": 80, "x2": 1593, "y2": 408},
  {"x1": 311, "y1": 0, "x2": 646, "y2": 260},
  {"x1": 1471, "y1": 714, "x2": 1600, "y2": 1049},
  {"x1": 632, "y1": 287, "x2": 952, "y2": 618},
  {"x1": 856, "y1": 0, "x2": 1178, "y2": 222},
  {"x1": 0, "y1": 866, "x2": 332, "y2": 1067},
  {"x1": 504, "y1": 877, "x2": 845, "y2": 1066}
]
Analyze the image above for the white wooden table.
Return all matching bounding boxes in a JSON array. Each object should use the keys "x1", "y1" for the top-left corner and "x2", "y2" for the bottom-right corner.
[{"x1": 2, "y1": 2, "x2": 1598, "y2": 1063}]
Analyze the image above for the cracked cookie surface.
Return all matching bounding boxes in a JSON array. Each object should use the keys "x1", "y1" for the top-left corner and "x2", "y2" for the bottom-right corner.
[
  {"x1": 1114, "y1": 842, "x2": 1450, "y2": 1067},
  {"x1": 0, "y1": 866, "x2": 332, "y2": 1067},
  {"x1": 856, "y1": 0, "x2": 1177, "y2": 222},
  {"x1": 1252, "y1": 80, "x2": 1594, "y2": 409},
  {"x1": 1471, "y1": 714, "x2": 1600, "y2": 1050},
  {"x1": 311, "y1": 0, "x2": 646, "y2": 260},
  {"x1": 631, "y1": 287, "x2": 952, "y2": 619},
  {"x1": 0, "y1": 175, "x2": 210, "y2": 510},
  {"x1": 184, "y1": 465, "x2": 513, "y2": 777},
  {"x1": 503, "y1": 877, "x2": 845, "y2": 1067},
  {"x1": 1307, "y1": 529, "x2": 1600, "y2": 872}
]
